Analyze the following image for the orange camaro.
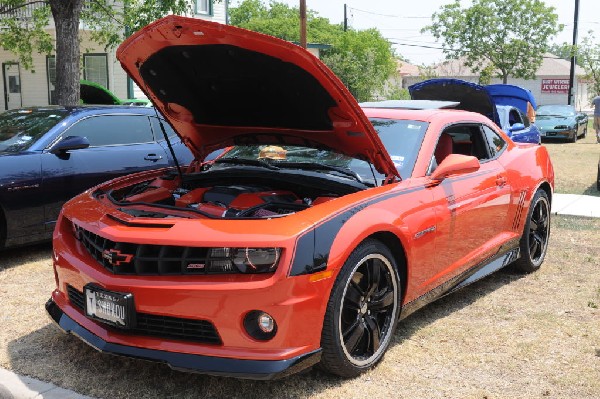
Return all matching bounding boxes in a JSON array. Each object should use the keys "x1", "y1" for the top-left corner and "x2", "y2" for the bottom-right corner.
[{"x1": 46, "y1": 16, "x2": 554, "y2": 379}]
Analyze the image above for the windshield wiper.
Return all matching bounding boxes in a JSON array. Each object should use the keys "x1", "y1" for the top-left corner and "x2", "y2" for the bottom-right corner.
[
  {"x1": 277, "y1": 162, "x2": 368, "y2": 185},
  {"x1": 214, "y1": 157, "x2": 280, "y2": 170}
]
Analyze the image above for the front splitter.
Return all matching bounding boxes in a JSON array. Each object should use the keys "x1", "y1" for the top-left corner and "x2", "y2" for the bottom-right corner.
[{"x1": 45, "y1": 298, "x2": 321, "y2": 380}]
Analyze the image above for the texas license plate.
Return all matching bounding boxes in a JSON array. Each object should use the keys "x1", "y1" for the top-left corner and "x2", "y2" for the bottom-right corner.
[{"x1": 84, "y1": 285, "x2": 136, "y2": 328}]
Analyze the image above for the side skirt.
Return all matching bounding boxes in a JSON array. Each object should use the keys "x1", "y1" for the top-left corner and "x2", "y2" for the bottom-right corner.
[{"x1": 400, "y1": 245, "x2": 520, "y2": 320}]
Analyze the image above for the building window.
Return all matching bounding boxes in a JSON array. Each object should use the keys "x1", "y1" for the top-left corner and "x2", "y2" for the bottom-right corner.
[
  {"x1": 83, "y1": 53, "x2": 109, "y2": 89},
  {"x1": 195, "y1": 0, "x2": 212, "y2": 15},
  {"x1": 47, "y1": 56, "x2": 56, "y2": 105}
]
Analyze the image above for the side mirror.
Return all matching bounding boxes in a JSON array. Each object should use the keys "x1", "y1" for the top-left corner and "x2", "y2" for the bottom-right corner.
[
  {"x1": 50, "y1": 136, "x2": 90, "y2": 154},
  {"x1": 430, "y1": 154, "x2": 480, "y2": 182},
  {"x1": 509, "y1": 123, "x2": 525, "y2": 132}
]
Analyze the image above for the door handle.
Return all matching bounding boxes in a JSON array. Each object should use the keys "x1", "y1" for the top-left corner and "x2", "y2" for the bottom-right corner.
[
  {"x1": 496, "y1": 175, "x2": 507, "y2": 187},
  {"x1": 144, "y1": 154, "x2": 163, "y2": 161}
]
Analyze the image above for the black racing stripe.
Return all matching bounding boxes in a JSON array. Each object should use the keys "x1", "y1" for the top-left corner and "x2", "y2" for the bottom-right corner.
[{"x1": 289, "y1": 185, "x2": 425, "y2": 276}]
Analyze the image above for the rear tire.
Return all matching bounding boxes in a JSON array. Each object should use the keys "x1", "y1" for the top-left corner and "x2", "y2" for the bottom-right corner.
[
  {"x1": 513, "y1": 190, "x2": 550, "y2": 273},
  {"x1": 319, "y1": 239, "x2": 401, "y2": 378}
]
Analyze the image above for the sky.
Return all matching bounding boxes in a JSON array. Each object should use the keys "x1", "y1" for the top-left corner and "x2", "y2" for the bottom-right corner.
[{"x1": 239, "y1": 0, "x2": 600, "y2": 66}]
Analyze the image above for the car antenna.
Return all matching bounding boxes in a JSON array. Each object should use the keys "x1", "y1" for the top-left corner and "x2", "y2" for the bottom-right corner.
[{"x1": 153, "y1": 107, "x2": 184, "y2": 182}]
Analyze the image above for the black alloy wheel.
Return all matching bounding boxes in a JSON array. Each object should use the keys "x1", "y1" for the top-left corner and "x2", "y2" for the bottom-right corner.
[
  {"x1": 514, "y1": 190, "x2": 550, "y2": 273},
  {"x1": 320, "y1": 239, "x2": 400, "y2": 377},
  {"x1": 570, "y1": 128, "x2": 577, "y2": 143}
]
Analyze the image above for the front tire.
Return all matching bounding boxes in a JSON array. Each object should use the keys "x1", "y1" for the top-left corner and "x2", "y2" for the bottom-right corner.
[
  {"x1": 319, "y1": 239, "x2": 401, "y2": 378},
  {"x1": 513, "y1": 190, "x2": 550, "y2": 273}
]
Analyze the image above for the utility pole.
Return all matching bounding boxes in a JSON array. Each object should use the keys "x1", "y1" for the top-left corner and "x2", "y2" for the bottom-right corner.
[
  {"x1": 344, "y1": 4, "x2": 347, "y2": 32},
  {"x1": 568, "y1": 0, "x2": 580, "y2": 105},
  {"x1": 300, "y1": 0, "x2": 307, "y2": 48}
]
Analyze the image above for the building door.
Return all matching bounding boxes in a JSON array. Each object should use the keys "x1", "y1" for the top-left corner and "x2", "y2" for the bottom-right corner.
[{"x1": 3, "y1": 63, "x2": 22, "y2": 110}]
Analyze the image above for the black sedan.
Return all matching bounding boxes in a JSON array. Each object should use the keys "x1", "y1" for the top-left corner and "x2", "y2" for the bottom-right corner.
[
  {"x1": 535, "y1": 104, "x2": 588, "y2": 142},
  {"x1": 0, "y1": 106, "x2": 193, "y2": 249}
]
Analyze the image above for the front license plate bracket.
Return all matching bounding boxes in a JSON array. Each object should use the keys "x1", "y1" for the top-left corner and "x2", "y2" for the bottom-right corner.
[{"x1": 84, "y1": 284, "x2": 136, "y2": 329}]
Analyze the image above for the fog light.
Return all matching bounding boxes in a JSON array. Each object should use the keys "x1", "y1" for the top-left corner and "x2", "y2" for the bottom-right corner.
[
  {"x1": 258, "y1": 312, "x2": 274, "y2": 333},
  {"x1": 244, "y1": 310, "x2": 277, "y2": 341}
]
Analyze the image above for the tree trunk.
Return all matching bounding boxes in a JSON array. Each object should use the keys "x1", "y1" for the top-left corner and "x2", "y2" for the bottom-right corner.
[
  {"x1": 502, "y1": 73, "x2": 508, "y2": 84},
  {"x1": 50, "y1": 0, "x2": 83, "y2": 106}
]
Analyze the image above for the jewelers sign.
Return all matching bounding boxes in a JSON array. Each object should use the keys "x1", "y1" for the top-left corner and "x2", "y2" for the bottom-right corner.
[{"x1": 541, "y1": 79, "x2": 569, "y2": 93}]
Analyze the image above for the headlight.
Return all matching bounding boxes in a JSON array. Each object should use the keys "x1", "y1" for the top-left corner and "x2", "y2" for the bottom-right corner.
[{"x1": 207, "y1": 247, "x2": 281, "y2": 273}]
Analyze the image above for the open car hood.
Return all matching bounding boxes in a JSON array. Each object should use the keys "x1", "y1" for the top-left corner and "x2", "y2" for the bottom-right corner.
[
  {"x1": 409, "y1": 79, "x2": 538, "y2": 126},
  {"x1": 116, "y1": 16, "x2": 398, "y2": 178},
  {"x1": 485, "y1": 84, "x2": 536, "y2": 113},
  {"x1": 409, "y1": 79, "x2": 500, "y2": 126},
  {"x1": 80, "y1": 80, "x2": 121, "y2": 105}
]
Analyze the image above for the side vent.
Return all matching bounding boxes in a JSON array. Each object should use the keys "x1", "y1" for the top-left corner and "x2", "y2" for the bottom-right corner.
[{"x1": 512, "y1": 190, "x2": 527, "y2": 231}]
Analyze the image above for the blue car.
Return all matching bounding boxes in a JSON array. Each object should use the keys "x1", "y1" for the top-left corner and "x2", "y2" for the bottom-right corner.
[
  {"x1": 0, "y1": 106, "x2": 193, "y2": 249},
  {"x1": 409, "y1": 79, "x2": 541, "y2": 144}
]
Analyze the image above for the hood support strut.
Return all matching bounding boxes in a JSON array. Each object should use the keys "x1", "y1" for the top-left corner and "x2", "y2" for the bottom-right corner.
[{"x1": 153, "y1": 106, "x2": 183, "y2": 182}]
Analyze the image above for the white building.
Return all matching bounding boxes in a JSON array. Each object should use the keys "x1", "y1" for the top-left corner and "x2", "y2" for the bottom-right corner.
[{"x1": 0, "y1": 0, "x2": 226, "y2": 111}]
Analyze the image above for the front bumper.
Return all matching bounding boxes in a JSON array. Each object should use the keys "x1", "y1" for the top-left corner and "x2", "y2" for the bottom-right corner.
[
  {"x1": 46, "y1": 298, "x2": 321, "y2": 380},
  {"x1": 539, "y1": 128, "x2": 575, "y2": 139}
]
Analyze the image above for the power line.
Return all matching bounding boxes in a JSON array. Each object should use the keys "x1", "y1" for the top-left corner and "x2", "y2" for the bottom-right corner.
[
  {"x1": 390, "y1": 41, "x2": 580, "y2": 61},
  {"x1": 348, "y1": 6, "x2": 430, "y2": 19}
]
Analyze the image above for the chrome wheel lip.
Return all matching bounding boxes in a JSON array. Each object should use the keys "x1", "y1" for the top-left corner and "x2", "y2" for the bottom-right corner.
[
  {"x1": 338, "y1": 253, "x2": 398, "y2": 367},
  {"x1": 528, "y1": 195, "x2": 550, "y2": 266}
]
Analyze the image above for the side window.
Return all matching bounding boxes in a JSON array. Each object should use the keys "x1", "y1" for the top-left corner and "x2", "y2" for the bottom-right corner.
[
  {"x1": 150, "y1": 117, "x2": 178, "y2": 140},
  {"x1": 482, "y1": 125, "x2": 506, "y2": 159},
  {"x1": 508, "y1": 109, "x2": 523, "y2": 126},
  {"x1": 64, "y1": 115, "x2": 153, "y2": 146},
  {"x1": 431, "y1": 123, "x2": 492, "y2": 174},
  {"x1": 443, "y1": 124, "x2": 490, "y2": 161}
]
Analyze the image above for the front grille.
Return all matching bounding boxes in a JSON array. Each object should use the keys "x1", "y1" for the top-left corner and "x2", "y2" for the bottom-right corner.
[
  {"x1": 74, "y1": 225, "x2": 211, "y2": 275},
  {"x1": 67, "y1": 285, "x2": 222, "y2": 345}
]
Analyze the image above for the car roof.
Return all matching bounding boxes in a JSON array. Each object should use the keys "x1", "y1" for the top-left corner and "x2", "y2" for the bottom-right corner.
[
  {"x1": 362, "y1": 107, "x2": 494, "y2": 124},
  {"x1": 15, "y1": 105, "x2": 158, "y2": 115},
  {"x1": 71, "y1": 106, "x2": 159, "y2": 116}
]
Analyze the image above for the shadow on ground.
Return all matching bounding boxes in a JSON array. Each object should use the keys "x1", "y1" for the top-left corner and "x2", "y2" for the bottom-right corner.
[
  {"x1": 0, "y1": 243, "x2": 52, "y2": 272},
  {"x1": 6, "y1": 267, "x2": 525, "y2": 399},
  {"x1": 582, "y1": 182, "x2": 600, "y2": 197}
]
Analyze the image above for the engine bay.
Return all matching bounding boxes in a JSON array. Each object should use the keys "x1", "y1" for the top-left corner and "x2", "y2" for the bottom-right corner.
[{"x1": 101, "y1": 169, "x2": 361, "y2": 219}]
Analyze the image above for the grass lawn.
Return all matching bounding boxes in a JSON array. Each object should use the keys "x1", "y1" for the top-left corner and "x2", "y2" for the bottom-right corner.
[
  {"x1": 542, "y1": 119, "x2": 600, "y2": 196},
  {"x1": 1, "y1": 214, "x2": 599, "y2": 398}
]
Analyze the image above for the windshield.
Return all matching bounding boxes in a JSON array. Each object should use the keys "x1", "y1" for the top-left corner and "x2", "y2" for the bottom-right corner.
[
  {"x1": 219, "y1": 118, "x2": 428, "y2": 184},
  {"x1": 537, "y1": 105, "x2": 575, "y2": 117},
  {"x1": 0, "y1": 109, "x2": 69, "y2": 153}
]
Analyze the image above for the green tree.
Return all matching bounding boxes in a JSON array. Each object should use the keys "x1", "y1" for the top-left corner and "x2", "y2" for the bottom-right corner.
[
  {"x1": 548, "y1": 42, "x2": 577, "y2": 62},
  {"x1": 0, "y1": 0, "x2": 191, "y2": 106},
  {"x1": 424, "y1": 0, "x2": 562, "y2": 83},
  {"x1": 577, "y1": 32, "x2": 600, "y2": 100},
  {"x1": 230, "y1": 0, "x2": 396, "y2": 102},
  {"x1": 548, "y1": 34, "x2": 600, "y2": 99}
]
